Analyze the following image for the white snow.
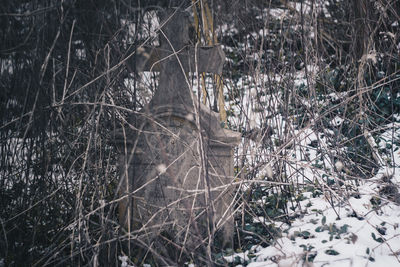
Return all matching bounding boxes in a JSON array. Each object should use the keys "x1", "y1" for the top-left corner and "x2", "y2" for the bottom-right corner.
[{"x1": 226, "y1": 121, "x2": 400, "y2": 267}]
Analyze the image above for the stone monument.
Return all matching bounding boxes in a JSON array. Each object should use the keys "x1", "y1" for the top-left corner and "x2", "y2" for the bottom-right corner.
[{"x1": 115, "y1": 8, "x2": 241, "y2": 259}]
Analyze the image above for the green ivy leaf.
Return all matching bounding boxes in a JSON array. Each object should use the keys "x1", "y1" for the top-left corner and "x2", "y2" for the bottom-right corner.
[
  {"x1": 325, "y1": 249, "x2": 339, "y2": 256},
  {"x1": 301, "y1": 231, "x2": 311, "y2": 239},
  {"x1": 371, "y1": 232, "x2": 384, "y2": 243},
  {"x1": 339, "y1": 224, "x2": 349, "y2": 234}
]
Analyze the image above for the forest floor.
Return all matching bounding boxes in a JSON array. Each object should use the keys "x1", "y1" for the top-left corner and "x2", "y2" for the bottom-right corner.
[{"x1": 225, "y1": 122, "x2": 400, "y2": 266}]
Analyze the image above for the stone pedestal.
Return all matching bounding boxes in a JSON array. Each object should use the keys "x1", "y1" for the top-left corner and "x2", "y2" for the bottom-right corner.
[{"x1": 116, "y1": 103, "x2": 240, "y2": 249}]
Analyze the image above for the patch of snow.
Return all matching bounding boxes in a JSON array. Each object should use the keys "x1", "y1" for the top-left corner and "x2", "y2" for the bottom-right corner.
[
  {"x1": 330, "y1": 116, "x2": 343, "y2": 126},
  {"x1": 118, "y1": 255, "x2": 135, "y2": 267},
  {"x1": 156, "y1": 163, "x2": 167, "y2": 174},
  {"x1": 230, "y1": 94, "x2": 400, "y2": 266}
]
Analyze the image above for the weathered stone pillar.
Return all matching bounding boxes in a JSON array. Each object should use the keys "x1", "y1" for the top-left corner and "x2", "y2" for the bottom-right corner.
[{"x1": 115, "y1": 8, "x2": 241, "y2": 258}]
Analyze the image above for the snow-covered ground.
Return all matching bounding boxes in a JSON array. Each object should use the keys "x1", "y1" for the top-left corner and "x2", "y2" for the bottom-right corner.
[{"x1": 225, "y1": 123, "x2": 400, "y2": 267}]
